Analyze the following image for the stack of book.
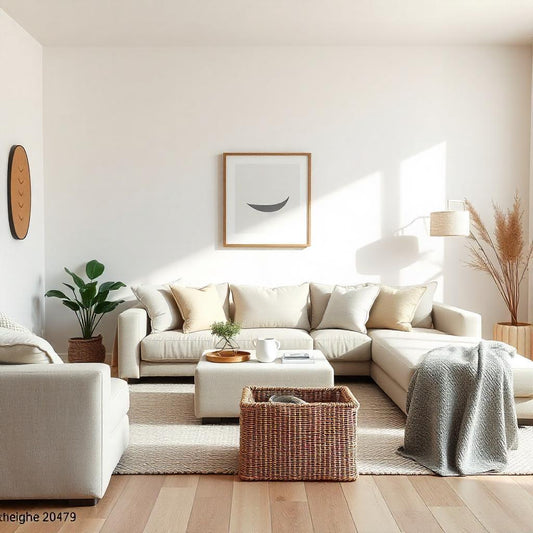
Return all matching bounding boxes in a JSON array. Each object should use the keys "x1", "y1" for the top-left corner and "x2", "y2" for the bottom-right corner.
[{"x1": 281, "y1": 352, "x2": 314, "y2": 364}]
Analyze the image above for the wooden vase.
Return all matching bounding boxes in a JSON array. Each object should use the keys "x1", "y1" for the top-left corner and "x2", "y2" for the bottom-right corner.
[
  {"x1": 493, "y1": 322, "x2": 533, "y2": 359},
  {"x1": 68, "y1": 334, "x2": 106, "y2": 363}
]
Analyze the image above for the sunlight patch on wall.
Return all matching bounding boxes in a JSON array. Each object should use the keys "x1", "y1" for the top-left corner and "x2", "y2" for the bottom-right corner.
[{"x1": 399, "y1": 142, "x2": 446, "y2": 297}]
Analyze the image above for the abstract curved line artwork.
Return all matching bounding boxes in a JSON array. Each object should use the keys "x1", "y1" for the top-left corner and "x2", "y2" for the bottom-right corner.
[{"x1": 247, "y1": 196, "x2": 289, "y2": 213}]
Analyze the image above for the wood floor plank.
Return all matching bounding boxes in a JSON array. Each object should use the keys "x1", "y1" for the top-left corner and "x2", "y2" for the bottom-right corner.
[
  {"x1": 58, "y1": 518, "x2": 105, "y2": 532},
  {"x1": 341, "y1": 476, "x2": 400, "y2": 533},
  {"x1": 430, "y1": 506, "x2": 487, "y2": 533},
  {"x1": 144, "y1": 485, "x2": 198, "y2": 533},
  {"x1": 480, "y1": 476, "x2": 533, "y2": 532},
  {"x1": 269, "y1": 482, "x2": 307, "y2": 503},
  {"x1": 186, "y1": 475, "x2": 233, "y2": 533},
  {"x1": 271, "y1": 502, "x2": 313, "y2": 533},
  {"x1": 163, "y1": 475, "x2": 199, "y2": 489},
  {"x1": 410, "y1": 476, "x2": 464, "y2": 507},
  {"x1": 269, "y1": 482, "x2": 312, "y2": 533},
  {"x1": 374, "y1": 476, "x2": 443, "y2": 533},
  {"x1": 446, "y1": 477, "x2": 530, "y2": 533},
  {"x1": 229, "y1": 480, "x2": 270, "y2": 533},
  {"x1": 305, "y1": 482, "x2": 356, "y2": 533},
  {"x1": 100, "y1": 475, "x2": 164, "y2": 533},
  {"x1": 74, "y1": 475, "x2": 129, "y2": 520}
]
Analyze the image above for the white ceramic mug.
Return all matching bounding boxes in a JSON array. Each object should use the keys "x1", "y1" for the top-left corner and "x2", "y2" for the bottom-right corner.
[{"x1": 252, "y1": 337, "x2": 280, "y2": 363}]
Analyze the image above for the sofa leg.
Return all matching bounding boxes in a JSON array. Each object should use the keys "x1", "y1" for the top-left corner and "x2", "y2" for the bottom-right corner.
[
  {"x1": 127, "y1": 378, "x2": 142, "y2": 384},
  {"x1": 66, "y1": 498, "x2": 99, "y2": 507}
]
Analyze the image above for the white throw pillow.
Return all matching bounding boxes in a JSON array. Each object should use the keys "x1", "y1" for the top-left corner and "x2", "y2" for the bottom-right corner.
[
  {"x1": 0, "y1": 328, "x2": 63, "y2": 364},
  {"x1": 131, "y1": 283, "x2": 183, "y2": 332},
  {"x1": 411, "y1": 281, "x2": 437, "y2": 328},
  {"x1": 0, "y1": 312, "x2": 31, "y2": 333},
  {"x1": 232, "y1": 284, "x2": 310, "y2": 330},
  {"x1": 316, "y1": 285, "x2": 380, "y2": 333},
  {"x1": 169, "y1": 284, "x2": 227, "y2": 334}
]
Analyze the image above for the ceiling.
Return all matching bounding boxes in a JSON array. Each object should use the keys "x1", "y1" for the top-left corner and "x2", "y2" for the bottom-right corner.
[{"x1": 1, "y1": 0, "x2": 533, "y2": 46}]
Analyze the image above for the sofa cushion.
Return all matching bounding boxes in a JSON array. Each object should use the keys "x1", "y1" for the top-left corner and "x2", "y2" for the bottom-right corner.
[
  {"x1": 368, "y1": 328, "x2": 533, "y2": 399},
  {"x1": 317, "y1": 285, "x2": 379, "y2": 333},
  {"x1": 0, "y1": 328, "x2": 63, "y2": 364},
  {"x1": 170, "y1": 284, "x2": 226, "y2": 333},
  {"x1": 232, "y1": 284, "x2": 310, "y2": 329},
  {"x1": 141, "y1": 328, "x2": 314, "y2": 362},
  {"x1": 311, "y1": 329, "x2": 372, "y2": 362},
  {"x1": 367, "y1": 285, "x2": 426, "y2": 332},
  {"x1": 310, "y1": 283, "x2": 362, "y2": 330},
  {"x1": 131, "y1": 283, "x2": 183, "y2": 332}
]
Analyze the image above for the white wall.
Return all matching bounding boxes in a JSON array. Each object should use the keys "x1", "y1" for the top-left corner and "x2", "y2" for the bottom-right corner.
[
  {"x1": 0, "y1": 9, "x2": 44, "y2": 332},
  {"x1": 43, "y1": 46, "x2": 531, "y2": 353}
]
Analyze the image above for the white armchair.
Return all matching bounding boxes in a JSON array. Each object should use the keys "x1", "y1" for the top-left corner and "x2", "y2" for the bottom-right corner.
[{"x1": 0, "y1": 363, "x2": 129, "y2": 505}]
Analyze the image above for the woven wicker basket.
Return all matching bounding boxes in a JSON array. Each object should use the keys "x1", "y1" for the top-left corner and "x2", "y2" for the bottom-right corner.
[
  {"x1": 239, "y1": 386, "x2": 359, "y2": 481},
  {"x1": 68, "y1": 335, "x2": 106, "y2": 363}
]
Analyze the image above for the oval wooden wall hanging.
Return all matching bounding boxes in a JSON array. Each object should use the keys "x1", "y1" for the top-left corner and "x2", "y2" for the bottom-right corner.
[{"x1": 8, "y1": 145, "x2": 31, "y2": 240}]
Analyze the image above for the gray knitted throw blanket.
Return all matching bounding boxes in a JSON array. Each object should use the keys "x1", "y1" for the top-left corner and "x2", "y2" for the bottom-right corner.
[{"x1": 398, "y1": 341, "x2": 518, "y2": 476}]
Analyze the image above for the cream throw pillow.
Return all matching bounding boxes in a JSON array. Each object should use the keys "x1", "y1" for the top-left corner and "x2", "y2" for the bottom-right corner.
[
  {"x1": 170, "y1": 284, "x2": 226, "y2": 333},
  {"x1": 132, "y1": 283, "x2": 183, "y2": 332},
  {"x1": 317, "y1": 285, "x2": 380, "y2": 333},
  {"x1": 0, "y1": 328, "x2": 64, "y2": 364},
  {"x1": 367, "y1": 285, "x2": 426, "y2": 332},
  {"x1": 232, "y1": 284, "x2": 310, "y2": 329}
]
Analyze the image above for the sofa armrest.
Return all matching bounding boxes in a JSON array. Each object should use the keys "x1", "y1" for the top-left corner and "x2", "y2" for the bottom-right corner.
[
  {"x1": 0, "y1": 363, "x2": 112, "y2": 499},
  {"x1": 118, "y1": 307, "x2": 148, "y2": 379},
  {"x1": 432, "y1": 303, "x2": 482, "y2": 338}
]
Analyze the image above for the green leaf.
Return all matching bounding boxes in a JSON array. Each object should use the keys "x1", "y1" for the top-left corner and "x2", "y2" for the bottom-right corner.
[
  {"x1": 86, "y1": 260, "x2": 105, "y2": 280},
  {"x1": 63, "y1": 283, "x2": 76, "y2": 292},
  {"x1": 45, "y1": 290, "x2": 68, "y2": 299},
  {"x1": 64, "y1": 267, "x2": 85, "y2": 289},
  {"x1": 95, "y1": 290, "x2": 109, "y2": 304},
  {"x1": 98, "y1": 281, "x2": 126, "y2": 293},
  {"x1": 94, "y1": 300, "x2": 124, "y2": 314},
  {"x1": 63, "y1": 300, "x2": 80, "y2": 311},
  {"x1": 80, "y1": 282, "x2": 97, "y2": 307}
]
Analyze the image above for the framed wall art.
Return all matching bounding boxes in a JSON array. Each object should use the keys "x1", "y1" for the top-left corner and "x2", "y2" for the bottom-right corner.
[{"x1": 223, "y1": 153, "x2": 311, "y2": 248}]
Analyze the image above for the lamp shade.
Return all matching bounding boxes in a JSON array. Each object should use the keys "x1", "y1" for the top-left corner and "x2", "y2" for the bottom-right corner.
[{"x1": 430, "y1": 210, "x2": 470, "y2": 236}]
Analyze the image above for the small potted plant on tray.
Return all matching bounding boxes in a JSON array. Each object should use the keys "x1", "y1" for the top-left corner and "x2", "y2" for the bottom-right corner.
[
  {"x1": 45, "y1": 259, "x2": 125, "y2": 362},
  {"x1": 208, "y1": 320, "x2": 249, "y2": 363}
]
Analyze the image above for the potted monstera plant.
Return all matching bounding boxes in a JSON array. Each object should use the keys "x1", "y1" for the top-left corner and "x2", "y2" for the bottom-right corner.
[{"x1": 45, "y1": 260, "x2": 125, "y2": 362}]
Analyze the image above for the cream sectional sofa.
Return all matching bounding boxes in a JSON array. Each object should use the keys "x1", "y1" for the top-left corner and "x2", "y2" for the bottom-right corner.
[{"x1": 117, "y1": 282, "x2": 533, "y2": 420}]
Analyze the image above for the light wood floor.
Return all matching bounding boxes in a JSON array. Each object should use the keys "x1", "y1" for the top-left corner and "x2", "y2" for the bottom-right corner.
[{"x1": 2, "y1": 474, "x2": 533, "y2": 532}]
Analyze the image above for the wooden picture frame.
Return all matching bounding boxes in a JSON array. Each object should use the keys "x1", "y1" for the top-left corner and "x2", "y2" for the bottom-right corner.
[{"x1": 223, "y1": 153, "x2": 311, "y2": 248}]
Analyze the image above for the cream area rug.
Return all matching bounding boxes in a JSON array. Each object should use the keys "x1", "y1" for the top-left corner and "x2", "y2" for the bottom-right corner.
[{"x1": 114, "y1": 380, "x2": 533, "y2": 476}]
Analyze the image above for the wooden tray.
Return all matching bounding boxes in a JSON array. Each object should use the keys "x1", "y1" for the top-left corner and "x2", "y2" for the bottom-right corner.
[{"x1": 206, "y1": 350, "x2": 251, "y2": 363}]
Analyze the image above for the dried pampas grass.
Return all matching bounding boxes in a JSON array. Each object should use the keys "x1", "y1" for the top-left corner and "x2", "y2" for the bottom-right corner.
[{"x1": 465, "y1": 194, "x2": 533, "y2": 325}]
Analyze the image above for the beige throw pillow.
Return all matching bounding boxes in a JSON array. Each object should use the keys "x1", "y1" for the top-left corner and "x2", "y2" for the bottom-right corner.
[
  {"x1": 367, "y1": 285, "x2": 426, "y2": 332},
  {"x1": 170, "y1": 284, "x2": 226, "y2": 333},
  {"x1": 232, "y1": 284, "x2": 310, "y2": 330},
  {"x1": 317, "y1": 285, "x2": 380, "y2": 333}
]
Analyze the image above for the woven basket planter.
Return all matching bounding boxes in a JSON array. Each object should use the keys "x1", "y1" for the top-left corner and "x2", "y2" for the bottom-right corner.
[
  {"x1": 239, "y1": 386, "x2": 359, "y2": 481},
  {"x1": 68, "y1": 335, "x2": 106, "y2": 363}
]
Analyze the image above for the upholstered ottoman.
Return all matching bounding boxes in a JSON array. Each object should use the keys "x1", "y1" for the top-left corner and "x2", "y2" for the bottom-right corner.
[{"x1": 194, "y1": 350, "x2": 334, "y2": 419}]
